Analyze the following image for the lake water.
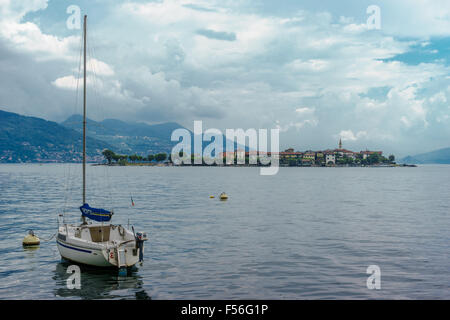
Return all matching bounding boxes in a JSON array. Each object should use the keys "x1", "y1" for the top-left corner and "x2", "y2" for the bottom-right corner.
[{"x1": 0, "y1": 164, "x2": 449, "y2": 299}]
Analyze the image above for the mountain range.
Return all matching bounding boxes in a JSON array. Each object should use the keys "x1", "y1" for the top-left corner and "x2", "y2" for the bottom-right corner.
[
  {"x1": 61, "y1": 115, "x2": 247, "y2": 156},
  {"x1": 0, "y1": 109, "x2": 244, "y2": 163},
  {"x1": 0, "y1": 109, "x2": 185, "y2": 163},
  {"x1": 61, "y1": 114, "x2": 184, "y2": 156},
  {"x1": 0, "y1": 110, "x2": 111, "y2": 162},
  {"x1": 401, "y1": 147, "x2": 450, "y2": 164}
]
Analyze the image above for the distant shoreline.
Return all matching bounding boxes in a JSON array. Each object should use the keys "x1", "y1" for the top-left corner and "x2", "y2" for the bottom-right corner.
[
  {"x1": 94, "y1": 162, "x2": 418, "y2": 168},
  {"x1": 0, "y1": 162, "x2": 418, "y2": 167}
]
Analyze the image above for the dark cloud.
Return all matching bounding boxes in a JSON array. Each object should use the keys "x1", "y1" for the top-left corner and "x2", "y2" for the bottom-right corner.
[
  {"x1": 0, "y1": 41, "x2": 76, "y2": 121},
  {"x1": 182, "y1": 3, "x2": 217, "y2": 12},
  {"x1": 196, "y1": 29, "x2": 237, "y2": 41}
]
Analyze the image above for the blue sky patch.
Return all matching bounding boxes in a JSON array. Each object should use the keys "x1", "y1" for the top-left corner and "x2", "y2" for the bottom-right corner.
[{"x1": 383, "y1": 37, "x2": 449, "y2": 66}]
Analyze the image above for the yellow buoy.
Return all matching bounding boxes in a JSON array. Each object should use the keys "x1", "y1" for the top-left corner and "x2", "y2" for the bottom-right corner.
[
  {"x1": 210, "y1": 195, "x2": 215, "y2": 198},
  {"x1": 23, "y1": 230, "x2": 40, "y2": 247},
  {"x1": 219, "y1": 192, "x2": 228, "y2": 200}
]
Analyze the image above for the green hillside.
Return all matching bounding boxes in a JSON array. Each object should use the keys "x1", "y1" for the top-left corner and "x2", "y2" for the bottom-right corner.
[{"x1": 0, "y1": 110, "x2": 111, "y2": 162}]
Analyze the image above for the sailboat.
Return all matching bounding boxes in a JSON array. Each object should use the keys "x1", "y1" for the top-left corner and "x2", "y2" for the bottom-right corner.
[{"x1": 56, "y1": 15, "x2": 147, "y2": 275}]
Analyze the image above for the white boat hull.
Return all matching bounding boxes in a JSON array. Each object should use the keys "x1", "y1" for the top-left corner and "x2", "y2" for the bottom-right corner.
[
  {"x1": 57, "y1": 238, "x2": 114, "y2": 267},
  {"x1": 56, "y1": 224, "x2": 143, "y2": 268}
]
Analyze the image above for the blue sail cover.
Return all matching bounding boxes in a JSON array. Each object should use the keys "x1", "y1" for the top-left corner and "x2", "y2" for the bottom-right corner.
[{"x1": 80, "y1": 203, "x2": 113, "y2": 222}]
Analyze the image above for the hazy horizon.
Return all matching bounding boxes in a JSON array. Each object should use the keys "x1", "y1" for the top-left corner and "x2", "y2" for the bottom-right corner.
[{"x1": 2, "y1": 107, "x2": 448, "y2": 158}]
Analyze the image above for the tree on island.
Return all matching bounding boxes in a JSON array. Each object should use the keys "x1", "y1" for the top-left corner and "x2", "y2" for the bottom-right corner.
[
  {"x1": 367, "y1": 153, "x2": 381, "y2": 165},
  {"x1": 355, "y1": 153, "x2": 363, "y2": 164},
  {"x1": 112, "y1": 153, "x2": 121, "y2": 162},
  {"x1": 155, "y1": 153, "x2": 167, "y2": 162},
  {"x1": 102, "y1": 149, "x2": 115, "y2": 164},
  {"x1": 389, "y1": 155, "x2": 395, "y2": 163},
  {"x1": 118, "y1": 157, "x2": 127, "y2": 166},
  {"x1": 147, "y1": 154, "x2": 154, "y2": 162},
  {"x1": 128, "y1": 154, "x2": 137, "y2": 162}
]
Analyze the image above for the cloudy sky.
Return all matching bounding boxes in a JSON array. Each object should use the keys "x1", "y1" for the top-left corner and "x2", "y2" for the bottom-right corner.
[{"x1": 0, "y1": 0, "x2": 449, "y2": 157}]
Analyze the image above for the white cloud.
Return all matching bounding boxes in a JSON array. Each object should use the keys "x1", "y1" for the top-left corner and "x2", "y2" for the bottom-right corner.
[
  {"x1": 275, "y1": 119, "x2": 318, "y2": 132},
  {"x1": 0, "y1": 0, "x2": 79, "y2": 61},
  {"x1": 436, "y1": 114, "x2": 449, "y2": 123},
  {"x1": 52, "y1": 75, "x2": 82, "y2": 90},
  {"x1": 337, "y1": 130, "x2": 368, "y2": 141},
  {"x1": 288, "y1": 59, "x2": 329, "y2": 71},
  {"x1": 0, "y1": 0, "x2": 48, "y2": 20},
  {"x1": 429, "y1": 91, "x2": 447, "y2": 104},
  {"x1": 87, "y1": 58, "x2": 115, "y2": 76},
  {"x1": 379, "y1": 0, "x2": 450, "y2": 37},
  {"x1": 295, "y1": 107, "x2": 315, "y2": 115},
  {"x1": 388, "y1": 86, "x2": 428, "y2": 128},
  {"x1": 400, "y1": 116, "x2": 411, "y2": 127}
]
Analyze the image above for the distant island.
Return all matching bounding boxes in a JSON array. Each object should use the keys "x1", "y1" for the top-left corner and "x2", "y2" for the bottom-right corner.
[
  {"x1": 219, "y1": 139, "x2": 395, "y2": 167},
  {"x1": 98, "y1": 139, "x2": 415, "y2": 168}
]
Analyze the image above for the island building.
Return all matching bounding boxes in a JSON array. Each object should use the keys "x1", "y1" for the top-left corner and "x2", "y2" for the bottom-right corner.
[{"x1": 216, "y1": 139, "x2": 384, "y2": 166}]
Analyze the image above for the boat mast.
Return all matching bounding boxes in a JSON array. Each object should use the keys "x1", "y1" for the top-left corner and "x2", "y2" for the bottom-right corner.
[{"x1": 82, "y1": 15, "x2": 87, "y2": 224}]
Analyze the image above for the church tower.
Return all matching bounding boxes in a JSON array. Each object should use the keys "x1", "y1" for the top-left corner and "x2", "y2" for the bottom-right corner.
[{"x1": 339, "y1": 138, "x2": 342, "y2": 149}]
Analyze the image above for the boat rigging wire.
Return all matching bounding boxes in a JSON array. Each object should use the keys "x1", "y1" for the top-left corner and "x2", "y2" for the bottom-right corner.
[
  {"x1": 62, "y1": 27, "x2": 84, "y2": 222},
  {"x1": 86, "y1": 31, "x2": 115, "y2": 212}
]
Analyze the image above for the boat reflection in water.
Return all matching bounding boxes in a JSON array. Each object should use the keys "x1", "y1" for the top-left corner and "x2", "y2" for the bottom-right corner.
[{"x1": 52, "y1": 260, "x2": 151, "y2": 300}]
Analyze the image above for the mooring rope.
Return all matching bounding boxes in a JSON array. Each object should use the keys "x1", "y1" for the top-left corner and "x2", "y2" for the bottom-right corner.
[{"x1": 40, "y1": 232, "x2": 58, "y2": 242}]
